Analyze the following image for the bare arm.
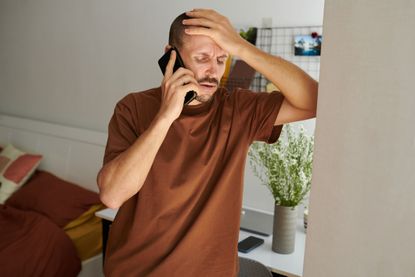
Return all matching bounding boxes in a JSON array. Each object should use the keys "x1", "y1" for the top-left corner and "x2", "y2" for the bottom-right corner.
[
  {"x1": 183, "y1": 9, "x2": 318, "y2": 125},
  {"x1": 97, "y1": 50, "x2": 200, "y2": 209},
  {"x1": 238, "y1": 43, "x2": 318, "y2": 125},
  {"x1": 97, "y1": 114, "x2": 172, "y2": 209}
]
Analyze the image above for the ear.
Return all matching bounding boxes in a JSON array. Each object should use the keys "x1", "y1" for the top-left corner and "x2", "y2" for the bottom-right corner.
[{"x1": 164, "y1": 45, "x2": 173, "y2": 53}]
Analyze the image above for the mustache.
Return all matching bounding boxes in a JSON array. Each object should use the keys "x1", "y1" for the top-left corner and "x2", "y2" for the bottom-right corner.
[{"x1": 197, "y1": 77, "x2": 219, "y2": 86}]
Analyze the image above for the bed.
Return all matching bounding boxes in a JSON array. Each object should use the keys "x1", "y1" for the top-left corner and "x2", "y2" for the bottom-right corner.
[{"x1": 0, "y1": 114, "x2": 108, "y2": 277}]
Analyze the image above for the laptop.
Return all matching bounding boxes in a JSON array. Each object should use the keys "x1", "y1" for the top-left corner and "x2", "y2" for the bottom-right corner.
[{"x1": 239, "y1": 207, "x2": 274, "y2": 236}]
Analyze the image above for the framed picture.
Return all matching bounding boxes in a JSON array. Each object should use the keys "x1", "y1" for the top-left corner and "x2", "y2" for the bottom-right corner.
[{"x1": 294, "y1": 34, "x2": 322, "y2": 56}]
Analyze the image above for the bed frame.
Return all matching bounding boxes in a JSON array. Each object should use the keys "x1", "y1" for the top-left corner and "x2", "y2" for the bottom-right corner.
[{"x1": 0, "y1": 113, "x2": 107, "y2": 276}]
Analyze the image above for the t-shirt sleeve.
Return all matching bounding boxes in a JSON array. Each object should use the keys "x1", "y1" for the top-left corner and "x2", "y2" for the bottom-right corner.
[
  {"x1": 103, "y1": 95, "x2": 139, "y2": 166},
  {"x1": 236, "y1": 89, "x2": 284, "y2": 144}
]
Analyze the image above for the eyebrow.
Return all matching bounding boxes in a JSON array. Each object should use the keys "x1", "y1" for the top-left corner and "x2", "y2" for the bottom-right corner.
[{"x1": 195, "y1": 52, "x2": 228, "y2": 58}]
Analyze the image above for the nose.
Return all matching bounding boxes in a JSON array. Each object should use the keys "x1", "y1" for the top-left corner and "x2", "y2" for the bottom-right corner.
[{"x1": 205, "y1": 60, "x2": 219, "y2": 79}]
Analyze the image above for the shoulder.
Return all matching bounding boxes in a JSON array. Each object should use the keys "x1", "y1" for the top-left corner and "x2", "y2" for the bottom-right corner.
[
  {"x1": 113, "y1": 87, "x2": 161, "y2": 115},
  {"x1": 116, "y1": 87, "x2": 161, "y2": 108}
]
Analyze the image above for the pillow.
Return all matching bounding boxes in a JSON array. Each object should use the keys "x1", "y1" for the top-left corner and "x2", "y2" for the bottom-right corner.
[
  {"x1": 5, "y1": 170, "x2": 101, "y2": 227},
  {"x1": 0, "y1": 144, "x2": 43, "y2": 204}
]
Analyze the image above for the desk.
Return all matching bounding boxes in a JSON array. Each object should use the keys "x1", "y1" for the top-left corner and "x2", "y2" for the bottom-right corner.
[{"x1": 95, "y1": 208, "x2": 305, "y2": 277}]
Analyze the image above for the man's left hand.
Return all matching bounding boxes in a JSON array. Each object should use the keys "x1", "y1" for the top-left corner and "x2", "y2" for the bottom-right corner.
[{"x1": 183, "y1": 9, "x2": 247, "y2": 57}]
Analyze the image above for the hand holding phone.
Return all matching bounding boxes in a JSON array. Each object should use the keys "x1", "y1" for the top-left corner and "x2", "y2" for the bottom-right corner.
[{"x1": 158, "y1": 47, "x2": 197, "y2": 105}]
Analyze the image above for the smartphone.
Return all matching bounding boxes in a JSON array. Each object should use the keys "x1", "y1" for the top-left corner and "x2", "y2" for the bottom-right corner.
[
  {"x1": 158, "y1": 47, "x2": 197, "y2": 105},
  {"x1": 238, "y1": 236, "x2": 265, "y2": 253}
]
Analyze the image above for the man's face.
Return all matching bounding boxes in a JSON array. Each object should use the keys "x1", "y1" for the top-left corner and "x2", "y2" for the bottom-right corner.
[{"x1": 178, "y1": 34, "x2": 229, "y2": 103}]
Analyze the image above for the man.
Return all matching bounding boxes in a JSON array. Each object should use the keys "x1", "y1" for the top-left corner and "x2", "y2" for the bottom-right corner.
[{"x1": 97, "y1": 9, "x2": 318, "y2": 277}]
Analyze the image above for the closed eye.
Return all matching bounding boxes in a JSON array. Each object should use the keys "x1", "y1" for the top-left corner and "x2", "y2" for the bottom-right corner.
[
  {"x1": 195, "y1": 57, "x2": 209, "y2": 63},
  {"x1": 217, "y1": 59, "x2": 226, "y2": 65},
  {"x1": 217, "y1": 55, "x2": 228, "y2": 65}
]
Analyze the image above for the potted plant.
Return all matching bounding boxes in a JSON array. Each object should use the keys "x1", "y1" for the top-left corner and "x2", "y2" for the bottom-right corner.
[{"x1": 248, "y1": 124, "x2": 314, "y2": 254}]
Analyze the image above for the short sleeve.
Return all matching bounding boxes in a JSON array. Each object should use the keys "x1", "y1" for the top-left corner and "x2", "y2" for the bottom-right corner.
[
  {"x1": 103, "y1": 95, "x2": 139, "y2": 165},
  {"x1": 236, "y1": 89, "x2": 284, "y2": 144}
]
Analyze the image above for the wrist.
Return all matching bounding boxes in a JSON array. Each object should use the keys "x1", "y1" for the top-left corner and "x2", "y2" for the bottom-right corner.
[
  {"x1": 154, "y1": 111, "x2": 175, "y2": 127},
  {"x1": 234, "y1": 37, "x2": 255, "y2": 59}
]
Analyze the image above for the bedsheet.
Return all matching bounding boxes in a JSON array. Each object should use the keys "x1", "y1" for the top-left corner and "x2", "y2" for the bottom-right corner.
[{"x1": 0, "y1": 204, "x2": 81, "y2": 277}]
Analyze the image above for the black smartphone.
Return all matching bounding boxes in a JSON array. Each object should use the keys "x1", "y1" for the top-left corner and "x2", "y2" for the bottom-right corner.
[
  {"x1": 158, "y1": 47, "x2": 197, "y2": 105},
  {"x1": 238, "y1": 236, "x2": 264, "y2": 253}
]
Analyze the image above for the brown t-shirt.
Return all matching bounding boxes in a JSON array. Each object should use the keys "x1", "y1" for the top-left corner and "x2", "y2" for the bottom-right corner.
[{"x1": 103, "y1": 87, "x2": 284, "y2": 277}]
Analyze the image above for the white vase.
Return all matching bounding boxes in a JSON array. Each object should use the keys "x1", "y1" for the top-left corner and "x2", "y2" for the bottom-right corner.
[{"x1": 272, "y1": 204, "x2": 297, "y2": 254}]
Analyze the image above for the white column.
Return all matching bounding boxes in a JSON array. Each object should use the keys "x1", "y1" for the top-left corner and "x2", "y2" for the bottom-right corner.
[{"x1": 304, "y1": 0, "x2": 415, "y2": 276}]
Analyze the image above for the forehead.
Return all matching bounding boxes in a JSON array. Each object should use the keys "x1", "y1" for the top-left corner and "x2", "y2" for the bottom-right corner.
[{"x1": 181, "y1": 34, "x2": 227, "y2": 56}]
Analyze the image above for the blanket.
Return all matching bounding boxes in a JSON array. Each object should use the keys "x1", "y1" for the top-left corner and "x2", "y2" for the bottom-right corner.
[{"x1": 0, "y1": 204, "x2": 81, "y2": 277}]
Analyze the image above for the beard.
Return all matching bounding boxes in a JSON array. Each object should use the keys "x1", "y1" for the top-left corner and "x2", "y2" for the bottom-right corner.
[
  {"x1": 195, "y1": 76, "x2": 219, "y2": 103},
  {"x1": 195, "y1": 94, "x2": 213, "y2": 103}
]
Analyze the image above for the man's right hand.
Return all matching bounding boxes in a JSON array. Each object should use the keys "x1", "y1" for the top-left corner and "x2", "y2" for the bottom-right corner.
[{"x1": 159, "y1": 49, "x2": 199, "y2": 122}]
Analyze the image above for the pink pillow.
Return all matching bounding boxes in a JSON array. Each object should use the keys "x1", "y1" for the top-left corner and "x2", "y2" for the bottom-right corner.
[
  {"x1": 0, "y1": 144, "x2": 42, "y2": 204},
  {"x1": 6, "y1": 170, "x2": 101, "y2": 227}
]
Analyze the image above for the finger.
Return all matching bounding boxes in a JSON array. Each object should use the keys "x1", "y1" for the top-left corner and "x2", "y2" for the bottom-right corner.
[
  {"x1": 172, "y1": 75, "x2": 198, "y2": 89},
  {"x1": 167, "y1": 67, "x2": 195, "y2": 84},
  {"x1": 163, "y1": 69, "x2": 197, "y2": 95},
  {"x1": 182, "y1": 18, "x2": 217, "y2": 29},
  {"x1": 167, "y1": 81, "x2": 199, "y2": 102},
  {"x1": 180, "y1": 83, "x2": 200, "y2": 96},
  {"x1": 187, "y1": 9, "x2": 230, "y2": 29},
  {"x1": 173, "y1": 67, "x2": 195, "y2": 78},
  {"x1": 164, "y1": 50, "x2": 176, "y2": 79},
  {"x1": 186, "y1": 9, "x2": 218, "y2": 19},
  {"x1": 184, "y1": 27, "x2": 214, "y2": 37}
]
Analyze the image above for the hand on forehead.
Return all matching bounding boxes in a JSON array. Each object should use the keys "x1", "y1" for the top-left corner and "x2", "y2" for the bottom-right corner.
[{"x1": 182, "y1": 8, "x2": 244, "y2": 57}]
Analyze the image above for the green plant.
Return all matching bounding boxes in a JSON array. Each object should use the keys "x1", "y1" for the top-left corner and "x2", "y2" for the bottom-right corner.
[
  {"x1": 248, "y1": 124, "x2": 314, "y2": 207},
  {"x1": 239, "y1": 27, "x2": 257, "y2": 45}
]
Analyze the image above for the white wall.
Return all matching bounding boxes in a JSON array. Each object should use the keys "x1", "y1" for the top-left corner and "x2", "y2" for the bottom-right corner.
[
  {"x1": 0, "y1": 0, "x2": 324, "y2": 131},
  {"x1": 0, "y1": 0, "x2": 324, "y2": 213},
  {"x1": 304, "y1": 0, "x2": 415, "y2": 276}
]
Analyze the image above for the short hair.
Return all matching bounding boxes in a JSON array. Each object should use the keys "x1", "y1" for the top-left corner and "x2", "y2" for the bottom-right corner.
[{"x1": 168, "y1": 12, "x2": 191, "y2": 49}]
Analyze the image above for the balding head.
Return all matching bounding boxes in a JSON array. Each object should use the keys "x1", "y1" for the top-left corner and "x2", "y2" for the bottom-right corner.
[{"x1": 168, "y1": 12, "x2": 192, "y2": 50}]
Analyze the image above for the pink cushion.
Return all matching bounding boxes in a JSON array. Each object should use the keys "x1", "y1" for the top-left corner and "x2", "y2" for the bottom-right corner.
[
  {"x1": 0, "y1": 144, "x2": 43, "y2": 204},
  {"x1": 3, "y1": 154, "x2": 42, "y2": 183}
]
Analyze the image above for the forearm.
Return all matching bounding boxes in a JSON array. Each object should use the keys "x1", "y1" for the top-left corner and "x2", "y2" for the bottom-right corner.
[
  {"x1": 97, "y1": 114, "x2": 173, "y2": 208},
  {"x1": 238, "y1": 41, "x2": 318, "y2": 112}
]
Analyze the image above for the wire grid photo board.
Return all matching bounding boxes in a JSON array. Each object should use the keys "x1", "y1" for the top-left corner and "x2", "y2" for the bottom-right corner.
[{"x1": 251, "y1": 25, "x2": 323, "y2": 92}]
